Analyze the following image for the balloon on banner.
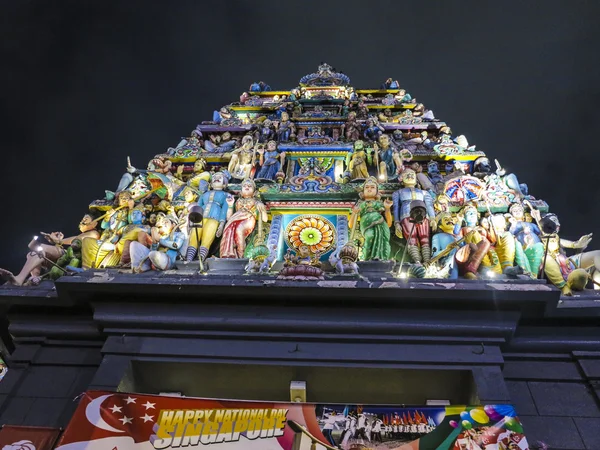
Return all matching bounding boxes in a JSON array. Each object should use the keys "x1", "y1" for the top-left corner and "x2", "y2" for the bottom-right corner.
[
  {"x1": 462, "y1": 420, "x2": 473, "y2": 430},
  {"x1": 470, "y1": 408, "x2": 489, "y2": 424},
  {"x1": 494, "y1": 404, "x2": 516, "y2": 418},
  {"x1": 449, "y1": 420, "x2": 458, "y2": 428},
  {"x1": 504, "y1": 416, "x2": 524, "y2": 433},
  {"x1": 484, "y1": 405, "x2": 503, "y2": 421},
  {"x1": 460, "y1": 411, "x2": 473, "y2": 422}
]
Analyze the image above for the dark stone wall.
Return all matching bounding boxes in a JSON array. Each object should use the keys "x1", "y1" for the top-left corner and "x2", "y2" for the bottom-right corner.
[
  {"x1": 504, "y1": 353, "x2": 600, "y2": 449},
  {"x1": 0, "y1": 340, "x2": 102, "y2": 428},
  {"x1": 0, "y1": 279, "x2": 599, "y2": 449}
]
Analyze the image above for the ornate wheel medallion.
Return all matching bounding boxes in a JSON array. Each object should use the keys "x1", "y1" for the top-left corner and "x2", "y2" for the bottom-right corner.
[{"x1": 285, "y1": 215, "x2": 336, "y2": 254}]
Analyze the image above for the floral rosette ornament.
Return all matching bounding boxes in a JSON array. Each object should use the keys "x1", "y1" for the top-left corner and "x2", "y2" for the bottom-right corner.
[{"x1": 286, "y1": 215, "x2": 336, "y2": 254}]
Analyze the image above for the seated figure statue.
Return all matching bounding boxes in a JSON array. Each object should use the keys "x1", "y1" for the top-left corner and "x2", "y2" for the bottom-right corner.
[{"x1": 0, "y1": 214, "x2": 100, "y2": 286}]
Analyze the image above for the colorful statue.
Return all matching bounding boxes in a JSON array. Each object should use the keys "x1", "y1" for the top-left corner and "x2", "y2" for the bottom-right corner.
[
  {"x1": 328, "y1": 244, "x2": 360, "y2": 275},
  {"x1": 228, "y1": 135, "x2": 256, "y2": 180},
  {"x1": 374, "y1": 134, "x2": 402, "y2": 182},
  {"x1": 343, "y1": 111, "x2": 361, "y2": 142},
  {"x1": 186, "y1": 172, "x2": 234, "y2": 263},
  {"x1": 363, "y1": 118, "x2": 385, "y2": 142},
  {"x1": 507, "y1": 202, "x2": 544, "y2": 275},
  {"x1": 356, "y1": 100, "x2": 369, "y2": 119},
  {"x1": 219, "y1": 179, "x2": 268, "y2": 259},
  {"x1": 350, "y1": 177, "x2": 393, "y2": 261},
  {"x1": 347, "y1": 140, "x2": 370, "y2": 180},
  {"x1": 0, "y1": 214, "x2": 99, "y2": 286},
  {"x1": 276, "y1": 112, "x2": 295, "y2": 143},
  {"x1": 257, "y1": 119, "x2": 275, "y2": 143},
  {"x1": 204, "y1": 132, "x2": 237, "y2": 153},
  {"x1": 82, "y1": 191, "x2": 136, "y2": 269},
  {"x1": 454, "y1": 203, "x2": 500, "y2": 279},
  {"x1": 381, "y1": 78, "x2": 400, "y2": 89},
  {"x1": 277, "y1": 245, "x2": 325, "y2": 280},
  {"x1": 255, "y1": 140, "x2": 285, "y2": 181},
  {"x1": 392, "y1": 169, "x2": 436, "y2": 263},
  {"x1": 429, "y1": 212, "x2": 460, "y2": 279},
  {"x1": 131, "y1": 213, "x2": 185, "y2": 272}
]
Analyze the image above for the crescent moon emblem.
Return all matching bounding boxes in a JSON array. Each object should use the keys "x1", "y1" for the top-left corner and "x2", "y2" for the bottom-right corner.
[{"x1": 85, "y1": 394, "x2": 124, "y2": 433}]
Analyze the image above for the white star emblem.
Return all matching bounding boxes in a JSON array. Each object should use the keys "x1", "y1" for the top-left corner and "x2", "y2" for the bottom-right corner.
[
  {"x1": 119, "y1": 416, "x2": 133, "y2": 425},
  {"x1": 142, "y1": 401, "x2": 156, "y2": 410},
  {"x1": 109, "y1": 405, "x2": 123, "y2": 413},
  {"x1": 141, "y1": 414, "x2": 154, "y2": 423},
  {"x1": 125, "y1": 397, "x2": 137, "y2": 404}
]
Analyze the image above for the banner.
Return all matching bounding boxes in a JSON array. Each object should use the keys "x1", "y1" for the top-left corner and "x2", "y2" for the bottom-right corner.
[
  {"x1": 56, "y1": 391, "x2": 529, "y2": 450},
  {"x1": 0, "y1": 426, "x2": 61, "y2": 450}
]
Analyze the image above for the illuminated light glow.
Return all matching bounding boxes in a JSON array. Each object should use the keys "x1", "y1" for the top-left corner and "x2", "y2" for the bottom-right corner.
[
  {"x1": 37, "y1": 246, "x2": 44, "y2": 252},
  {"x1": 485, "y1": 270, "x2": 496, "y2": 278},
  {"x1": 399, "y1": 272, "x2": 408, "y2": 279},
  {"x1": 33, "y1": 235, "x2": 38, "y2": 240},
  {"x1": 379, "y1": 175, "x2": 386, "y2": 180}
]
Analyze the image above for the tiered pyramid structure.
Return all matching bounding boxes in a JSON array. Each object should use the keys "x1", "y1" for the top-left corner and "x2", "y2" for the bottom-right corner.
[{"x1": 8, "y1": 63, "x2": 597, "y2": 296}]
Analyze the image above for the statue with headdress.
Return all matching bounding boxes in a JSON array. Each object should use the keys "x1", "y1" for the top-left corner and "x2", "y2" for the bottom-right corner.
[
  {"x1": 130, "y1": 213, "x2": 185, "y2": 272},
  {"x1": 349, "y1": 177, "x2": 393, "y2": 261},
  {"x1": 185, "y1": 171, "x2": 234, "y2": 263},
  {"x1": 219, "y1": 179, "x2": 268, "y2": 259}
]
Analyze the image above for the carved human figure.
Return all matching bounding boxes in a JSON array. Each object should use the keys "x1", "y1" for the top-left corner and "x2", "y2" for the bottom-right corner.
[
  {"x1": 363, "y1": 118, "x2": 385, "y2": 142},
  {"x1": 185, "y1": 172, "x2": 234, "y2": 263},
  {"x1": 453, "y1": 204, "x2": 500, "y2": 278},
  {"x1": 347, "y1": 140, "x2": 370, "y2": 180},
  {"x1": 255, "y1": 140, "x2": 285, "y2": 181},
  {"x1": 219, "y1": 179, "x2": 268, "y2": 259},
  {"x1": 344, "y1": 111, "x2": 361, "y2": 142},
  {"x1": 392, "y1": 169, "x2": 436, "y2": 263},
  {"x1": 130, "y1": 213, "x2": 185, "y2": 272},
  {"x1": 257, "y1": 119, "x2": 275, "y2": 143},
  {"x1": 0, "y1": 214, "x2": 100, "y2": 286},
  {"x1": 374, "y1": 134, "x2": 404, "y2": 182},
  {"x1": 276, "y1": 112, "x2": 295, "y2": 143},
  {"x1": 349, "y1": 177, "x2": 393, "y2": 261},
  {"x1": 430, "y1": 212, "x2": 460, "y2": 279},
  {"x1": 228, "y1": 135, "x2": 256, "y2": 180}
]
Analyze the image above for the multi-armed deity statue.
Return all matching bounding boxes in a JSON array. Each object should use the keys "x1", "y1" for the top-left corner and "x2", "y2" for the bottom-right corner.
[{"x1": 2, "y1": 63, "x2": 597, "y2": 296}]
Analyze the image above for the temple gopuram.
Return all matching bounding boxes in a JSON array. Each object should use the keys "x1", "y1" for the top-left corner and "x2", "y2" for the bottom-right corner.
[{"x1": 0, "y1": 64, "x2": 599, "y2": 449}]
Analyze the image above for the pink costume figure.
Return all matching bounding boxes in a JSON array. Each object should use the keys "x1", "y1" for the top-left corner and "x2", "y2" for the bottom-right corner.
[{"x1": 219, "y1": 179, "x2": 268, "y2": 259}]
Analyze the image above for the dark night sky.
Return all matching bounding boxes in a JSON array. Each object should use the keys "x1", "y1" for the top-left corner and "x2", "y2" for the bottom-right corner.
[{"x1": 2, "y1": 0, "x2": 600, "y2": 272}]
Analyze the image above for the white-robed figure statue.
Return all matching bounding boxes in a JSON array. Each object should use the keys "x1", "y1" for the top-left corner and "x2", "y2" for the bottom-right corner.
[{"x1": 130, "y1": 213, "x2": 185, "y2": 272}]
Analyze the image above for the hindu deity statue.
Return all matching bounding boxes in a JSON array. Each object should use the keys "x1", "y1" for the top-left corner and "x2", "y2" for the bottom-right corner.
[
  {"x1": 219, "y1": 179, "x2": 268, "y2": 259},
  {"x1": 381, "y1": 78, "x2": 400, "y2": 89},
  {"x1": 178, "y1": 158, "x2": 211, "y2": 193},
  {"x1": 185, "y1": 171, "x2": 234, "y2": 263},
  {"x1": 130, "y1": 213, "x2": 185, "y2": 272},
  {"x1": 374, "y1": 134, "x2": 403, "y2": 182},
  {"x1": 204, "y1": 132, "x2": 237, "y2": 153},
  {"x1": 276, "y1": 112, "x2": 295, "y2": 143},
  {"x1": 392, "y1": 169, "x2": 436, "y2": 263},
  {"x1": 356, "y1": 100, "x2": 369, "y2": 120},
  {"x1": 430, "y1": 212, "x2": 460, "y2": 279},
  {"x1": 507, "y1": 202, "x2": 545, "y2": 275},
  {"x1": 347, "y1": 140, "x2": 370, "y2": 180},
  {"x1": 228, "y1": 135, "x2": 256, "y2": 180},
  {"x1": 257, "y1": 119, "x2": 275, "y2": 143},
  {"x1": 426, "y1": 161, "x2": 445, "y2": 193},
  {"x1": 343, "y1": 111, "x2": 361, "y2": 142},
  {"x1": 349, "y1": 177, "x2": 393, "y2": 261},
  {"x1": 363, "y1": 119, "x2": 385, "y2": 142},
  {"x1": 410, "y1": 162, "x2": 435, "y2": 195},
  {"x1": 453, "y1": 203, "x2": 500, "y2": 279},
  {"x1": 539, "y1": 230, "x2": 594, "y2": 296},
  {"x1": 82, "y1": 191, "x2": 136, "y2": 269},
  {"x1": 0, "y1": 214, "x2": 100, "y2": 286},
  {"x1": 255, "y1": 140, "x2": 285, "y2": 181}
]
